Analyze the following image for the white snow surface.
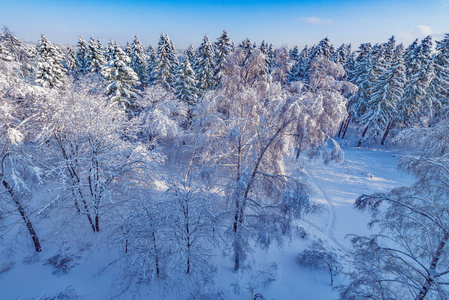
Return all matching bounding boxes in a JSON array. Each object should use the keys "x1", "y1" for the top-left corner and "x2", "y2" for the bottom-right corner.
[{"x1": 0, "y1": 146, "x2": 414, "y2": 300}]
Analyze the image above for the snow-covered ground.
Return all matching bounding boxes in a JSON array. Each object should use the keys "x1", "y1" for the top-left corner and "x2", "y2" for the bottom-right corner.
[{"x1": 0, "y1": 146, "x2": 414, "y2": 300}]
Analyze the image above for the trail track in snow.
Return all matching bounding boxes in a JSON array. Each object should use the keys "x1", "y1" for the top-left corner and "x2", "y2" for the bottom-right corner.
[{"x1": 305, "y1": 168, "x2": 348, "y2": 253}]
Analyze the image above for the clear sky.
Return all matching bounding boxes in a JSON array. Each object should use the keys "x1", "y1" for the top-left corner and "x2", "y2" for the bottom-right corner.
[{"x1": 1, "y1": 0, "x2": 448, "y2": 49}]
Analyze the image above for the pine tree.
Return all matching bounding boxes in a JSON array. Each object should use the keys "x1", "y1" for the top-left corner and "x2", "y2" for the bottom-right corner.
[
  {"x1": 153, "y1": 34, "x2": 177, "y2": 89},
  {"x1": 332, "y1": 43, "x2": 351, "y2": 65},
  {"x1": 404, "y1": 39, "x2": 419, "y2": 80},
  {"x1": 0, "y1": 36, "x2": 13, "y2": 61},
  {"x1": 75, "y1": 36, "x2": 89, "y2": 74},
  {"x1": 289, "y1": 45, "x2": 300, "y2": 62},
  {"x1": 130, "y1": 36, "x2": 148, "y2": 88},
  {"x1": 186, "y1": 44, "x2": 197, "y2": 67},
  {"x1": 259, "y1": 40, "x2": 269, "y2": 55},
  {"x1": 214, "y1": 30, "x2": 233, "y2": 86},
  {"x1": 196, "y1": 34, "x2": 217, "y2": 91},
  {"x1": 347, "y1": 43, "x2": 375, "y2": 141},
  {"x1": 358, "y1": 44, "x2": 406, "y2": 146},
  {"x1": 35, "y1": 34, "x2": 66, "y2": 88},
  {"x1": 86, "y1": 37, "x2": 106, "y2": 74},
  {"x1": 398, "y1": 35, "x2": 434, "y2": 126},
  {"x1": 426, "y1": 34, "x2": 449, "y2": 116},
  {"x1": 175, "y1": 57, "x2": 198, "y2": 106},
  {"x1": 104, "y1": 39, "x2": 115, "y2": 62},
  {"x1": 239, "y1": 38, "x2": 256, "y2": 65},
  {"x1": 101, "y1": 42, "x2": 140, "y2": 110},
  {"x1": 288, "y1": 45, "x2": 310, "y2": 82},
  {"x1": 146, "y1": 44, "x2": 157, "y2": 85},
  {"x1": 64, "y1": 46, "x2": 77, "y2": 74},
  {"x1": 267, "y1": 43, "x2": 277, "y2": 73},
  {"x1": 310, "y1": 37, "x2": 334, "y2": 61}
]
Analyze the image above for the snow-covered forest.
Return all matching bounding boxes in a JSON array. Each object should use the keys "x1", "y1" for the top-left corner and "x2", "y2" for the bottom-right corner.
[{"x1": 1, "y1": 27, "x2": 449, "y2": 299}]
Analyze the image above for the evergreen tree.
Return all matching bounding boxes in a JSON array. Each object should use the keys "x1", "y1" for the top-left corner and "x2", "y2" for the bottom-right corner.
[
  {"x1": 426, "y1": 34, "x2": 449, "y2": 116},
  {"x1": 35, "y1": 34, "x2": 66, "y2": 88},
  {"x1": 332, "y1": 43, "x2": 351, "y2": 65},
  {"x1": 288, "y1": 45, "x2": 310, "y2": 82},
  {"x1": 75, "y1": 36, "x2": 89, "y2": 74},
  {"x1": 383, "y1": 35, "x2": 396, "y2": 65},
  {"x1": 86, "y1": 37, "x2": 106, "y2": 74},
  {"x1": 64, "y1": 46, "x2": 77, "y2": 74},
  {"x1": 153, "y1": 34, "x2": 177, "y2": 89},
  {"x1": 259, "y1": 40, "x2": 269, "y2": 55},
  {"x1": 310, "y1": 37, "x2": 334, "y2": 61},
  {"x1": 398, "y1": 35, "x2": 434, "y2": 125},
  {"x1": 101, "y1": 42, "x2": 140, "y2": 110},
  {"x1": 214, "y1": 30, "x2": 233, "y2": 85},
  {"x1": 289, "y1": 45, "x2": 300, "y2": 62},
  {"x1": 175, "y1": 57, "x2": 198, "y2": 106},
  {"x1": 186, "y1": 44, "x2": 197, "y2": 67},
  {"x1": 239, "y1": 37, "x2": 256, "y2": 65},
  {"x1": 130, "y1": 36, "x2": 148, "y2": 88},
  {"x1": 104, "y1": 39, "x2": 115, "y2": 62},
  {"x1": 146, "y1": 44, "x2": 157, "y2": 85},
  {"x1": 267, "y1": 43, "x2": 277, "y2": 73},
  {"x1": 347, "y1": 43, "x2": 374, "y2": 138},
  {"x1": 404, "y1": 39, "x2": 419, "y2": 79},
  {"x1": 359, "y1": 44, "x2": 406, "y2": 146},
  {"x1": 196, "y1": 34, "x2": 217, "y2": 91}
]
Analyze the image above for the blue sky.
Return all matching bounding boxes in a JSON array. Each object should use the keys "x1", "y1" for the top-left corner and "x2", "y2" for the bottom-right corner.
[{"x1": 1, "y1": 0, "x2": 448, "y2": 49}]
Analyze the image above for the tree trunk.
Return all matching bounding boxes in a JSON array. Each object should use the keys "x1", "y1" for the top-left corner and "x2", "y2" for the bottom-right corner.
[
  {"x1": 152, "y1": 231, "x2": 160, "y2": 277},
  {"x1": 357, "y1": 126, "x2": 369, "y2": 148},
  {"x1": 2, "y1": 180, "x2": 42, "y2": 252},
  {"x1": 341, "y1": 116, "x2": 351, "y2": 139},
  {"x1": 380, "y1": 121, "x2": 393, "y2": 146},
  {"x1": 337, "y1": 120, "x2": 344, "y2": 137},
  {"x1": 415, "y1": 232, "x2": 449, "y2": 300}
]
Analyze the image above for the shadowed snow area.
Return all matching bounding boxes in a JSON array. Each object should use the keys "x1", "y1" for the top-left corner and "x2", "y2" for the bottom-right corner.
[{"x1": 0, "y1": 146, "x2": 414, "y2": 300}]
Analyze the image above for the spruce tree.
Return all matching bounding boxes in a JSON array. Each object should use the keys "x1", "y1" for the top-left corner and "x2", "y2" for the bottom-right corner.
[
  {"x1": 186, "y1": 44, "x2": 197, "y2": 68},
  {"x1": 86, "y1": 37, "x2": 106, "y2": 74},
  {"x1": 146, "y1": 44, "x2": 157, "y2": 85},
  {"x1": 267, "y1": 43, "x2": 277, "y2": 73},
  {"x1": 359, "y1": 44, "x2": 406, "y2": 146},
  {"x1": 35, "y1": 34, "x2": 66, "y2": 88},
  {"x1": 289, "y1": 45, "x2": 300, "y2": 62},
  {"x1": 101, "y1": 42, "x2": 140, "y2": 110},
  {"x1": 288, "y1": 45, "x2": 309, "y2": 82},
  {"x1": 175, "y1": 57, "x2": 198, "y2": 106},
  {"x1": 214, "y1": 30, "x2": 233, "y2": 86},
  {"x1": 64, "y1": 46, "x2": 77, "y2": 74},
  {"x1": 75, "y1": 36, "x2": 89, "y2": 74},
  {"x1": 196, "y1": 34, "x2": 217, "y2": 91},
  {"x1": 130, "y1": 36, "x2": 148, "y2": 88},
  {"x1": 398, "y1": 35, "x2": 434, "y2": 126},
  {"x1": 426, "y1": 34, "x2": 449, "y2": 116},
  {"x1": 153, "y1": 34, "x2": 177, "y2": 89},
  {"x1": 104, "y1": 39, "x2": 115, "y2": 62}
]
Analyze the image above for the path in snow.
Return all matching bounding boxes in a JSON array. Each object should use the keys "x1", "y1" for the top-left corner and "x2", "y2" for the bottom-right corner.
[{"x1": 306, "y1": 168, "x2": 348, "y2": 252}]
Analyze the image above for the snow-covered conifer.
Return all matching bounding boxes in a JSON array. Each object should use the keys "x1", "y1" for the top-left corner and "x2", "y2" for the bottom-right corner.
[
  {"x1": 153, "y1": 34, "x2": 177, "y2": 89},
  {"x1": 64, "y1": 46, "x2": 77, "y2": 73},
  {"x1": 35, "y1": 34, "x2": 66, "y2": 88},
  {"x1": 426, "y1": 34, "x2": 449, "y2": 115},
  {"x1": 86, "y1": 37, "x2": 106, "y2": 74},
  {"x1": 175, "y1": 57, "x2": 198, "y2": 106},
  {"x1": 146, "y1": 44, "x2": 157, "y2": 85},
  {"x1": 130, "y1": 36, "x2": 148, "y2": 88},
  {"x1": 214, "y1": 30, "x2": 233, "y2": 85},
  {"x1": 196, "y1": 35, "x2": 216, "y2": 91},
  {"x1": 75, "y1": 36, "x2": 89, "y2": 74},
  {"x1": 398, "y1": 35, "x2": 434, "y2": 125},
  {"x1": 358, "y1": 44, "x2": 406, "y2": 146},
  {"x1": 102, "y1": 42, "x2": 140, "y2": 110}
]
